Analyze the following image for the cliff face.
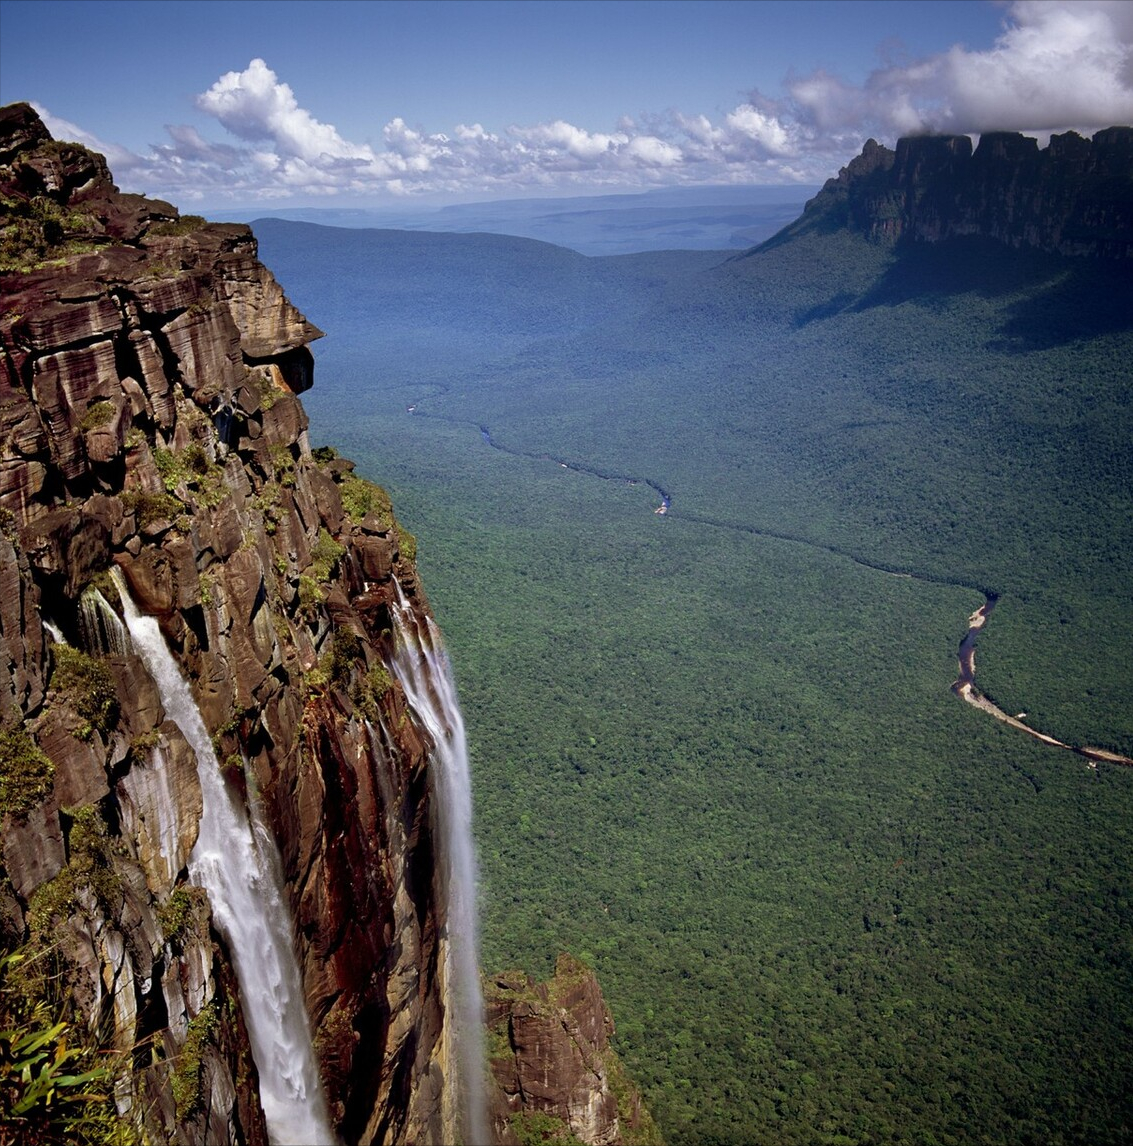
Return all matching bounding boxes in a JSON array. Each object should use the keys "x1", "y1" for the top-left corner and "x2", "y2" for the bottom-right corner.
[
  {"x1": 486, "y1": 955, "x2": 662, "y2": 1146},
  {"x1": 774, "y1": 126, "x2": 1133, "y2": 258},
  {"x1": 0, "y1": 103, "x2": 453, "y2": 1144}
]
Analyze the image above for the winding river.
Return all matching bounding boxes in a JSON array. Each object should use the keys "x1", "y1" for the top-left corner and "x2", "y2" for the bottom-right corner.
[
  {"x1": 476, "y1": 422, "x2": 672, "y2": 513},
  {"x1": 410, "y1": 405, "x2": 1132, "y2": 770},
  {"x1": 952, "y1": 596, "x2": 1133, "y2": 768}
]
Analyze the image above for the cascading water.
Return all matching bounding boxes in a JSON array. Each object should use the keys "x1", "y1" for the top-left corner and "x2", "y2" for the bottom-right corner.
[
  {"x1": 110, "y1": 571, "x2": 335, "y2": 1146},
  {"x1": 387, "y1": 579, "x2": 489, "y2": 1146},
  {"x1": 79, "y1": 586, "x2": 133, "y2": 656}
]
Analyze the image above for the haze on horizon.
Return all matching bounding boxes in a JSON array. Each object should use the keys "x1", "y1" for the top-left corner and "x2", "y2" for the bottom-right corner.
[{"x1": 1, "y1": 0, "x2": 1131, "y2": 210}]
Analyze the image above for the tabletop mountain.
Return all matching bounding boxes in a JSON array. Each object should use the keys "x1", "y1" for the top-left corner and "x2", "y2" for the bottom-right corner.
[{"x1": 769, "y1": 126, "x2": 1132, "y2": 258}]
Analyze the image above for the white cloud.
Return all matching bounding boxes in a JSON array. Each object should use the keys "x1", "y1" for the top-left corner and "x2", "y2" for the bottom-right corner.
[
  {"x1": 675, "y1": 113, "x2": 726, "y2": 147},
  {"x1": 454, "y1": 123, "x2": 496, "y2": 142},
  {"x1": 196, "y1": 58, "x2": 372, "y2": 163},
  {"x1": 783, "y1": 0, "x2": 1133, "y2": 139},
  {"x1": 625, "y1": 136, "x2": 682, "y2": 167},
  {"x1": 725, "y1": 105, "x2": 796, "y2": 156},
  {"x1": 511, "y1": 120, "x2": 629, "y2": 162},
  {"x1": 159, "y1": 124, "x2": 244, "y2": 166},
  {"x1": 32, "y1": 3, "x2": 1133, "y2": 204},
  {"x1": 937, "y1": 0, "x2": 1133, "y2": 131}
]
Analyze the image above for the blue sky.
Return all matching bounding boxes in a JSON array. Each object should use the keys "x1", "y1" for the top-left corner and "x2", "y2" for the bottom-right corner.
[{"x1": 2, "y1": 0, "x2": 1131, "y2": 208}]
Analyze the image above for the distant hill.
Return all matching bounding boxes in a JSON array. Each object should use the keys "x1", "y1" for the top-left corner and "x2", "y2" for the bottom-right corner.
[
  {"x1": 249, "y1": 217, "x2": 725, "y2": 381},
  {"x1": 217, "y1": 182, "x2": 819, "y2": 255}
]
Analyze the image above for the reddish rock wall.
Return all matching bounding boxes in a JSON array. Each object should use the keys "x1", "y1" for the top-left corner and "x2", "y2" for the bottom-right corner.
[{"x1": 1, "y1": 102, "x2": 455, "y2": 1145}]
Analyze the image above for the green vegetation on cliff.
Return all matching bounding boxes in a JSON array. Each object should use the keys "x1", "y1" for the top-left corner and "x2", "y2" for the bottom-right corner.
[
  {"x1": 0, "y1": 947, "x2": 134, "y2": 1146},
  {"x1": 49, "y1": 648, "x2": 120, "y2": 742},
  {"x1": 0, "y1": 104, "x2": 439, "y2": 1145},
  {"x1": 0, "y1": 727, "x2": 54, "y2": 818}
]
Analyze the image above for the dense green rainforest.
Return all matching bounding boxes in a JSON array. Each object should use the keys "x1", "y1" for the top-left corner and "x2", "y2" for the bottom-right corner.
[{"x1": 254, "y1": 219, "x2": 1133, "y2": 1146}]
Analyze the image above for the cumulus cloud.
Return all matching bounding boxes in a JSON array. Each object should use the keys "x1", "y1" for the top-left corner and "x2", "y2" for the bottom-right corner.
[
  {"x1": 35, "y1": 3, "x2": 1133, "y2": 204},
  {"x1": 936, "y1": 0, "x2": 1133, "y2": 131},
  {"x1": 513, "y1": 120, "x2": 628, "y2": 163},
  {"x1": 196, "y1": 58, "x2": 372, "y2": 163},
  {"x1": 782, "y1": 0, "x2": 1133, "y2": 141},
  {"x1": 725, "y1": 104, "x2": 797, "y2": 156},
  {"x1": 625, "y1": 136, "x2": 682, "y2": 167}
]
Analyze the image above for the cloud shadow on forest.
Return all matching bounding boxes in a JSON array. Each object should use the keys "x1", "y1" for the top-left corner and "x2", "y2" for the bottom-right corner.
[{"x1": 842, "y1": 240, "x2": 1133, "y2": 351}]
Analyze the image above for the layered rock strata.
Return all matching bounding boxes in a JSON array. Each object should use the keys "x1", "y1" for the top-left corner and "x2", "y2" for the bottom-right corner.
[
  {"x1": 1, "y1": 103, "x2": 454, "y2": 1144},
  {"x1": 772, "y1": 126, "x2": 1133, "y2": 258}
]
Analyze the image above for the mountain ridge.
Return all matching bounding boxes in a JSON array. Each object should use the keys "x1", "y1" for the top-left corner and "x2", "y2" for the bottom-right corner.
[{"x1": 761, "y1": 126, "x2": 1133, "y2": 258}]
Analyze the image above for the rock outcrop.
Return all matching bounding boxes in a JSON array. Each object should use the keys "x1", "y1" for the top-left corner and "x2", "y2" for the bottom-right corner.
[
  {"x1": 0, "y1": 103, "x2": 455, "y2": 1144},
  {"x1": 769, "y1": 126, "x2": 1133, "y2": 258},
  {"x1": 486, "y1": 955, "x2": 662, "y2": 1146}
]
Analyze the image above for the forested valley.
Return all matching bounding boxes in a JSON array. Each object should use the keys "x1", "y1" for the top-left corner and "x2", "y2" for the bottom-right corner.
[{"x1": 254, "y1": 215, "x2": 1133, "y2": 1146}]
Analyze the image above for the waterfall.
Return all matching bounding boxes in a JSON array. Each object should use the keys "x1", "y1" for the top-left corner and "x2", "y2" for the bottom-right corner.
[
  {"x1": 387, "y1": 579, "x2": 489, "y2": 1146},
  {"x1": 110, "y1": 571, "x2": 335, "y2": 1146},
  {"x1": 79, "y1": 586, "x2": 133, "y2": 656}
]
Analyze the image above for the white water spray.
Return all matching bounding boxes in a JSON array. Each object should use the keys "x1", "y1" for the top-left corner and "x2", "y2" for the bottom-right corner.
[
  {"x1": 388, "y1": 579, "x2": 489, "y2": 1145},
  {"x1": 111, "y1": 571, "x2": 335, "y2": 1145},
  {"x1": 79, "y1": 586, "x2": 132, "y2": 656}
]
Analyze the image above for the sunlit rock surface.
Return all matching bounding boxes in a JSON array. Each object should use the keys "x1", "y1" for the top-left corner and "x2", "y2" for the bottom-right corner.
[{"x1": 0, "y1": 102, "x2": 457, "y2": 1144}]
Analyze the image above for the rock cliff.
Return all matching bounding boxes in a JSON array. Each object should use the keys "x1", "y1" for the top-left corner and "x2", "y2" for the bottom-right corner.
[
  {"x1": 770, "y1": 126, "x2": 1133, "y2": 258},
  {"x1": 0, "y1": 102, "x2": 453, "y2": 1144},
  {"x1": 486, "y1": 955, "x2": 661, "y2": 1146}
]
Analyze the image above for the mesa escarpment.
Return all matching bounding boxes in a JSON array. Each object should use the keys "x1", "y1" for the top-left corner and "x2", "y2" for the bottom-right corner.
[
  {"x1": 772, "y1": 126, "x2": 1133, "y2": 258},
  {"x1": 0, "y1": 102, "x2": 450, "y2": 1144}
]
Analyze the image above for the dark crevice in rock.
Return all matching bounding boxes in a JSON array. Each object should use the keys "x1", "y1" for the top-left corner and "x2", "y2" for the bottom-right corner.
[
  {"x1": 344, "y1": 998, "x2": 392, "y2": 1142},
  {"x1": 242, "y1": 345, "x2": 315, "y2": 396}
]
